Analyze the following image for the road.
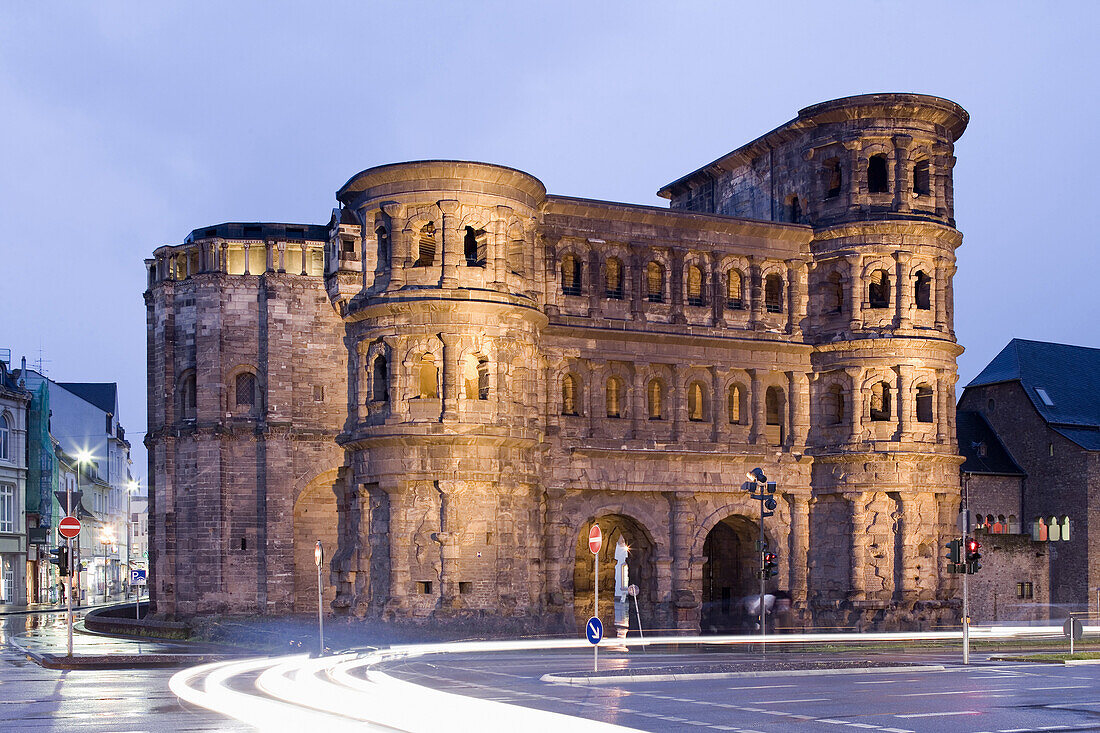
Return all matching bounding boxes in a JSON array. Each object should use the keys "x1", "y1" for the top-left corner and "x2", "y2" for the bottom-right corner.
[{"x1": 0, "y1": 610, "x2": 244, "y2": 732}]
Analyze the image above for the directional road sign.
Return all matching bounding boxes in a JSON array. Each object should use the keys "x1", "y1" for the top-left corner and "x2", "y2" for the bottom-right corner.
[
  {"x1": 58, "y1": 516, "x2": 81, "y2": 539},
  {"x1": 585, "y1": 616, "x2": 603, "y2": 645},
  {"x1": 588, "y1": 524, "x2": 602, "y2": 554},
  {"x1": 130, "y1": 569, "x2": 147, "y2": 586}
]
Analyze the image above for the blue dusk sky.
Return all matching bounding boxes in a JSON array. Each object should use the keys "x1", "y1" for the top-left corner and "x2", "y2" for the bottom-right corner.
[{"x1": 2, "y1": 1, "x2": 1097, "y2": 483}]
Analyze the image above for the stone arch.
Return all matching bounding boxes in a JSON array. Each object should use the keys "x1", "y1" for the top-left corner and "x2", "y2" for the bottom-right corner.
[
  {"x1": 571, "y1": 510, "x2": 660, "y2": 632},
  {"x1": 700, "y1": 513, "x2": 768, "y2": 633},
  {"x1": 293, "y1": 468, "x2": 341, "y2": 614}
]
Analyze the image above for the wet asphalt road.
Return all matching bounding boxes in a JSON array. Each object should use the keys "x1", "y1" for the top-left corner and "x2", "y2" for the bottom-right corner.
[{"x1": 0, "y1": 611, "x2": 244, "y2": 732}]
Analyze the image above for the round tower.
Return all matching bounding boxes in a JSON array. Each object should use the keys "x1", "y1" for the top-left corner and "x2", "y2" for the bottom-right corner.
[{"x1": 327, "y1": 161, "x2": 549, "y2": 620}]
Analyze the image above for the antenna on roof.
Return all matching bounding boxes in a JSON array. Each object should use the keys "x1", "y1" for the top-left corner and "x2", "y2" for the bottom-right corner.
[{"x1": 33, "y1": 347, "x2": 51, "y2": 376}]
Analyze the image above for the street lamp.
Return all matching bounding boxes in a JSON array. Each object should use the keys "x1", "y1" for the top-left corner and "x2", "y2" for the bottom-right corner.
[
  {"x1": 314, "y1": 541, "x2": 324, "y2": 656},
  {"x1": 67, "y1": 449, "x2": 93, "y2": 656},
  {"x1": 101, "y1": 529, "x2": 115, "y2": 603},
  {"x1": 126, "y1": 480, "x2": 138, "y2": 601}
]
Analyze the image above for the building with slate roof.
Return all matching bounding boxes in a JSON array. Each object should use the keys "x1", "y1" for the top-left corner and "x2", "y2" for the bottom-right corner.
[{"x1": 958, "y1": 338, "x2": 1100, "y2": 615}]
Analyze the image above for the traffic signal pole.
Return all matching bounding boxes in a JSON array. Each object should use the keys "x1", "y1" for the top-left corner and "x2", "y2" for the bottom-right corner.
[
  {"x1": 66, "y1": 473, "x2": 73, "y2": 657},
  {"x1": 758, "y1": 499, "x2": 766, "y2": 652},
  {"x1": 962, "y1": 473, "x2": 971, "y2": 665}
]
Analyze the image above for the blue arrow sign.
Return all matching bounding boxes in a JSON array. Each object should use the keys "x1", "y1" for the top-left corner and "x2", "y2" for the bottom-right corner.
[{"x1": 585, "y1": 616, "x2": 603, "y2": 645}]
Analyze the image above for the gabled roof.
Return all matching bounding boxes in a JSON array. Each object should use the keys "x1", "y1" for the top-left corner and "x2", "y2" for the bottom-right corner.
[
  {"x1": 956, "y1": 410, "x2": 1026, "y2": 475},
  {"x1": 966, "y1": 338, "x2": 1100, "y2": 448},
  {"x1": 57, "y1": 382, "x2": 117, "y2": 415}
]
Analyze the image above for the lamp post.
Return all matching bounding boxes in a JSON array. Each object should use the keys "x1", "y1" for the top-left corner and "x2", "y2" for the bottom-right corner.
[
  {"x1": 102, "y1": 529, "x2": 115, "y2": 603},
  {"x1": 126, "y1": 480, "x2": 138, "y2": 601},
  {"x1": 67, "y1": 450, "x2": 92, "y2": 657},
  {"x1": 314, "y1": 541, "x2": 324, "y2": 656},
  {"x1": 746, "y1": 467, "x2": 777, "y2": 652}
]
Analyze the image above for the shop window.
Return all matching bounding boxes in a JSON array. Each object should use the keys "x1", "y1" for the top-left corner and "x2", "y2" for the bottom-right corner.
[
  {"x1": 868, "y1": 270, "x2": 891, "y2": 309},
  {"x1": 726, "y1": 270, "x2": 744, "y2": 310},
  {"x1": 561, "y1": 254, "x2": 582, "y2": 296},
  {"x1": 868, "y1": 154, "x2": 889, "y2": 193},
  {"x1": 605, "y1": 258, "x2": 624, "y2": 299},
  {"x1": 916, "y1": 385, "x2": 933, "y2": 423},
  {"x1": 646, "y1": 262, "x2": 665, "y2": 303},
  {"x1": 688, "y1": 382, "x2": 707, "y2": 421},
  {"x1": 870, "y1": 381, "x2": 891, "y2": 421},
  {"x1": 764, "y1": 273, "x2": 784, "y2": 313},
  {"x1": 913, "y1": 159, "x2": 930, "y2": 196},
  {"x1": 647, "y1": 379, "x2": 664, "y2": 420},
  {"x1": 562, "y1": 374, "x2": 580, "y2": 416},
  {"x1": 373, "y1": 356, "x2": 389, "y2": 402},
  {"x1": 415, "y1": 223, "x2": 436, "y2": 267},
  {"x1": 687, "y1": 265, "x2": 705, "y2": 306},
  {"x1": 915, "y1": 271, "x2": 932, "y2": 310}
]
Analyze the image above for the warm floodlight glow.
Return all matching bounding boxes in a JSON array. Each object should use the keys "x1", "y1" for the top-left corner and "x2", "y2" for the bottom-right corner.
[
  {"x1": 75, "y1": 449, "x2": 93, "y2": 465},
  {"x1": 746, "y1": 467, "x2": 767, "y2": 484},
  {"x1": 127, "y1": 479, "x2": 139, "y2": 493}
]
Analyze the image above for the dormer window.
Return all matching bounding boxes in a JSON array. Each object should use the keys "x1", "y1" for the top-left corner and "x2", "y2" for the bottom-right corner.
[{"x1": 1035, "y1": 388, "x2": 1054, "y2": 406}]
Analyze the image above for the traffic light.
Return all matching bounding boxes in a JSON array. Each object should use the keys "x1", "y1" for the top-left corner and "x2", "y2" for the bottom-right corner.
[
  {"x1": 48, "y1": 546, "x2": 68, "y2": 575},
  {"x1": 944, "y1": 539, "x2": 961, "y2": 573},
  {"x1": 763, "y1": 552, "x2": 779, "y2": 578},
  {"x1": 966, "y1": 539, "x2": 982, "y2": 574}
]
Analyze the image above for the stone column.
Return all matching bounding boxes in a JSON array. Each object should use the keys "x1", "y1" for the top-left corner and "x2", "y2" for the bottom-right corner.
[
  {"x1": 847, "y1": 494, "x2": 867, "y2": 601},
  {"x1": 220, "y1": 243, "x2": 229, "y2": 273},
  {"x1": 276, "y1": 241, "x2": 286, "y2": 273},
  {"x1": 265, "y1": 239, "x2": 275, "y2": 273},
  {"x1": 788, "y1": 494, "x2": 810, "y2": 605},
  {"x1": 493, "y1": 206, "x2": 511, "y2": 288},
  {"x1": 898, "y1": 494, "x2": 924, "y2": 600},
  {"x1": 670, "y1": 248, "x2": 686, "y2": 324},
  {"x1": 748, "y1": 368, "x2": 764, "y2": 444},
  {"x1": 588, "y1": 248, "x2": 602, "y2": 319},
  {"x1": 242, "y1": 244, "x2": 251, "y2": 275},
  {"x1": 842, "y1": 137, "x2": 862, "y2": 212},
  {"x1": 631, "y1": 363, "x2": 648, "y2": 437},
  {"x1": 897, "y1": 364, "x2": 912, "y2": 438},
  {"x1": 748, "y1": 256, "x2": 762, "y2": 329},
  {"x1": 710, "y1": 251, "x2": 724, "y2": 325},
  {"x1": 630, "y1": 248, "x2": 646, "y2": 323},
  {"x1": 441, "y1": 334, "x2": 459, "y2": 421},
  {"x1": 383, "y1": 481, "x2": 409, "y2": 615},
  {"x1": 542, "y1": 488, "x2": 568, "y2": 609},
  {"x1": 935, "y1": 369, "x2": 949, "y2": 444},
  {"x1": 845, "y1": 254, "x2": 863, "y2": 330},
  {"x1": 786, "y1": 258, "x2": 805, "y2": 336},
  {"x1": 945, "y1": 265, "x2": 957, "y2": 336},
  {"x1": 787, "y1": 370, "x2": 808, "y2": 448},
  {"x1": 437, "y1": 481, "x2": 458, "y2": 608},
  {"x1": 670, "y1": 363, "x2": 682, "y2": 441},
  {"x1": 669, "y1": 491, "x2": 696, "y2": 630},
  {"x1": 894, "y1": 250, "x2": 912, "y2": 330},
  {"x1": 893, "y1": 134, "x2": 913, "y2": 213},
  {"x1": 710, "y1": 366, "x2": 721, "y2": 442},
  {"x1": 438, "y1": 199, "x2": 461, "y2": 288},
  {"x1": 845, "y1": 367, "x2": 863, "y2": 444}
]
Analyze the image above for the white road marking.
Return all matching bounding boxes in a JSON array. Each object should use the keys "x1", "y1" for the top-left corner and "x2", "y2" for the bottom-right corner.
[
  {"x1": 1027, "y1": 685, "x2": 1088, "y2": 690},
  {"x1": 755, "y1": 698, "x2": 830, "y2": 704},
  {"x1": 728, "y1": 684, "x2": 796, "y2": 690},
  {"x1": 879, "y1": 728, "x2": 915, "y2": 733},
  {"x1": 894, "y1": 688, "x2": 1012, "y2": 697},
  {"x1": 895, "y1": 710, "x2": 981, "y2": 718},
  {"x1": 854, "y1": 680, "x2": 897, "y2": 684},
  {"x1": 846, "y1": 725, "x2": 879, "y2": 729},
  {"x1": 817, "y1": 720, "x2": 851, "y2": 725}
]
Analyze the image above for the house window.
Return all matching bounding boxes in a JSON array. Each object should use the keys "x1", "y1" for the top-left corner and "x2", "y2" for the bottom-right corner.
[
  {"x1": 605, "y1": 258, "x2": 624, "y2": 299},
  {"x1": 647, "y1": 379, "x2": 664, "y2": 420},
  {"x1": 235, "y1": 373, "x2": 257, "y2": 409},
  {"x1": 0, "y1": 484, "x2": 13, "y2": 533},
  {"x1": 726, "y1": 270, "x2": 744, "y2": 310},
  {"x1": 606, "y1": 377, "x2": 623, "y2": 418},
  {"x1": 561, "y1": 254, "x2": 582, "y2": 296},
  {"x1": 646, "y1": 262, "x2": 665, "y2": 303},
  {"x1": 464, "y1": 227, "x2": 486, "y2": 267},
  {"x1": 764, "y1": 273, "x2": 784, "y2": 313},
  {"x1": 868, "y1": 270, "x2": 891, "y2": 309},
  {"x1": 0, "y1": 415, "x2": 8, "y2": 460},
  {"x1": 373, "y1": 356, "x2": 389, "y2": 402},
  {"x1": 1, "y1": 559, "x2": 11, "y2": 603},
  {"x1": 415, "y1": 223, "x2": 436, "y2": 267},
  {"x1": 687, "y1": 265, "x2": 705, "y2": 307},
  {"x1": 688, "y1": 382, "x2": 707, "y2": 421},
  {"x1": 870, "y1": 381, "x2": 892, "y2": 421},
  {"x1": 1016, "y1": 582, "x2": 1033, "y2": 600},
  {"x1": 728, "y1": 384, "x2": 745, "y2": 424},
  {"x1": 180, "y1": 374, "x2": 197, "y2": 419},
  {"x1": 915, "y1": 271, "x2": 932, "y2": 310},
  {"x1": 913, "y1": 160, "x2": 930, "y2": 196},
  {"x1": 417, "y1": 581, "x2": 432, "y2": 594},
  {"x1": 868, "y1": 154, "x2": 889, "y2": 193},
  {"x1": 418, "y1": 355, "x2": 438, "y2": 399},
  {"x1": 562, "y1": 374, "x2": 580, "y2": 416},
  {"x1": 825, "y1": 160, "x2": 842, "y2": 199},
  {"x1": 916, "y1": 385, "x2": 934, "y2": 423}
]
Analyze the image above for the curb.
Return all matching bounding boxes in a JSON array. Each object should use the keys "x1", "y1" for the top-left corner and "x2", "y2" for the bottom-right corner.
[
  {"x1": 989, "y1": 655, "x2": 1100, "y2": 666},
  {"x1": 540, "y1": 664, "x2": 946, "y2": 685},
  {"x1": 10, "y1": 637, "x2": 229, "y2": 671}
]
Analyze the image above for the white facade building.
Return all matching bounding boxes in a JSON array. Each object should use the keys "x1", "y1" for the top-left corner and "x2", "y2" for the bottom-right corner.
[{"x1": 0, "y1": 353, "x2": 30, "y2": 605}]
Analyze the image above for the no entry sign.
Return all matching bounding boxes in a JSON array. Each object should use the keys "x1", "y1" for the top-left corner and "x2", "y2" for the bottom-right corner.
[
  {"x1": 588, "y1": 524, "x2": 602, "y2": 554},
  {"x1": 58, "y1": 516, "x2": 81, "y2": 539}
]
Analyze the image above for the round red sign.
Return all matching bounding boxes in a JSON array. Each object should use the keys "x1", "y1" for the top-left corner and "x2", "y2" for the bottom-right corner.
[
  {"x1": 58, "y1": 516, "x2": 81, "y2": 539},
  {"x1": 588, "y1": 524, "x2": 602, "y2": 554}
]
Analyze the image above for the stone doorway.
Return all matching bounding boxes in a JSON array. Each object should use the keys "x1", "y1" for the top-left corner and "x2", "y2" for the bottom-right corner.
[
  {"x1": 292, "y1": 470, "x2": 340, "y2": 614},
  {"x1": 701, "y1": 515, "x2": 761, "y2": 634},
  {"x1": 572, "y1": 514, "x2": 655, "y2": 633}
]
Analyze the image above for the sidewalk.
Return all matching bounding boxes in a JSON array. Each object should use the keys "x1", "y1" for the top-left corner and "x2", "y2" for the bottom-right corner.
[{"x1": 0, "y1": 592, "x2": 138, "y2": 615}]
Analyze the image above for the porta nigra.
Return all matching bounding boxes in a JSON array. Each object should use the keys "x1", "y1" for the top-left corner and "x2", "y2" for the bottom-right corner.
[{"x1": 145, "y1": 93, "x2": 968, "y2": 631}]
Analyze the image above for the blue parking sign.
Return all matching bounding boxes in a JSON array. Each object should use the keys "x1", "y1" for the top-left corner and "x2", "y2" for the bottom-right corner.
[
  {"x1": 585, "y1": 616, "x2": 603, "y2": 645},
  {"x1": 130, "y1": 569, "x2": 147, "y2": 586}
]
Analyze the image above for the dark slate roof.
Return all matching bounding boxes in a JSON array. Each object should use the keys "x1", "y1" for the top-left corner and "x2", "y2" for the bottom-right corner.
[
  {"x1": 57, "y1": 382, "x2": 117, "y2": 415},
  {"x1": 184, "y1": 222, "x2": 328, "y2": 243},
  {"x1": 1055, "y1": 427, "x2": 1100, "y2": 451},
  {"x1": 957, "y1": 410, "x2": 1026, "y2": 475},
  {"x1": 966, "y1": 339, "x2": 1100, "y2": 445}
]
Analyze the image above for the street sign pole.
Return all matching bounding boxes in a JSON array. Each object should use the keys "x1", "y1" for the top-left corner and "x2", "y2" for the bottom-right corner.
[
  {"x1": 315, "y1": 541, "x2": 324, "y2": 656},
  {"x1": 962, "y1": 475, "x2": 970, "y2": 666},
  {"x1": 589, "y1": 524, "x2": 602, "y2": 673},
  {"x1": 65, "y1": 482, "x2": 73, "y2": 657}
]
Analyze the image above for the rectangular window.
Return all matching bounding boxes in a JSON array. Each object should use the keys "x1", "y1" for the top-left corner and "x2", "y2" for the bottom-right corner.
[
  {"x1": 458, "y1": 581, "x2": 472, "y2": 595},
  {"x1": 1016, "y1": 581, "x2": 1033, "y2": 600},
  {"x1": 0, "y1": 484, "x2": 13, "y2": 533},
  {"x1": 416, "y1": 581, "x2": 433, "y2": 595}
]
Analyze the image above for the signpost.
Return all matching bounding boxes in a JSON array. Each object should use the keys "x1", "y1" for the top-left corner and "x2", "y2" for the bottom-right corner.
[
  {"x1": 589, "y1": 524, "x2": 602, "y2": 672},
  {"x1": 1065, "y1": 617, "x2": 1084, "y2": 655},
  {"x1": 130, "y1": 569, "x2": 146, "y2": 619},
  {"x1": 59, "y1": 514, "x2": 80, "y2": 656},
  {"x1": 627, "y1": 583, "x2": 644, "y2": 646},
  {"x1": 315, "y1": 541, "x2": 325, "y2": 656}
]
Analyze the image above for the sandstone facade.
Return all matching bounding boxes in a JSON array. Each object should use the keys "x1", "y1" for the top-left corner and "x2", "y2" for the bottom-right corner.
[{"x1": 146, "y1": 94, "x2": 968, "y2": 630}]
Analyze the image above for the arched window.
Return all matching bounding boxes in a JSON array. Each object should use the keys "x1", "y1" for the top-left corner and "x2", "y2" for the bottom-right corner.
[
  {"x1": 376, "y1": 226, "x2": 389, "y2": 268},
  {"x1": 415, "y1": 223, "x2": 436, "y2": 267},
  {"x1": 605, "y1": 258, "x2": 624, "y2": 300},
  {"x1": 870, "y1": 381, "x2": 891, "y2": 421},
  {"x1": 913, "y1": 159, "x2": 930, "y2": 196},
  {"x1": 1061, "y1": 516, "x2": 1071, "y2": 542},
  {"x1": 464, "y1": 226, "x2": 486, "y2": 267},
  {"x1": 606, "y1": 377, "x2": 623, "y2": 418},
  {"x1": 765, "y1": 387, "x2": 785, "y2": 444},
  {"x1": 1033, "y1": 517, "x2": 1048, "y2": 542},
  {"x1": 647, "y1": 379, "x2": 664, "y2": 420},
  {"x1": 687, "y1": 382, "x2": 707, "y2": 421},
  {"x1": 646, "y1": 262, "x2": 665, "y2": 303},
  {"x1": 0, "y1": 415, "x2": 8, "y2": 460},
  {"x1": 562, "y1": 374, "x2": 580, "y2": 416},
  {"x1": 1048, "y1": 515, "x2": 1061, "y2": 542},
  {"x1": 728, "y1": 384, "x2": 745, "y2": 424},
  {"x1": 824, "y1": 272, "x2": 843, "y2": 314},
  {"x1": 764, "y1": 273, "x2": 784, "y2": 313},
  {"x1": 825, "y1": 160, "x2": 842, "y2": 199},
  {"x1": 686, "y1": 265, "x2": 705, "y2": 307},
  {"x1": 418, "y1": 355, "x2": 438, "y2": 399},
  {"x1": 915, "y1": 271, "x2": 931, "y2": 310},
  {"x1": 916, "y1": 384, "x2": 933, "y2": 423},
  {"x1": 180, "y1": 373, "x2": 197, "y2": 419},
  {"x1": 373, "y1": 356, "x2": 389, "y2": 402},
  {"x1": 722, "y1": 270, "x2": 743, "y2": 310},
  {"x1": 824, "y1": 385, "x2": 844, "y2": 425},
  {"x1": 561, "y1": 254, "x2": 582, "y2": 296},
  {"x1": 461, "y1": 356, "x2": 490, "y2": 400},
  {"x1": 235, "y1": 372, "x2": 257, "y2": 410},
  {"x1": 868, "y1": 270, "x2": 891, "y2": 309},
  {"x1": 868, "y1": 154, "x2": 889, "y2": 193}
]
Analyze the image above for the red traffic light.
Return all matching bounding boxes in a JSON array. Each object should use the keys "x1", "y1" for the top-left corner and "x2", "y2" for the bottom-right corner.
[{"x1": 967, "y1": 539, "x2": 980, "y2": 553}]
